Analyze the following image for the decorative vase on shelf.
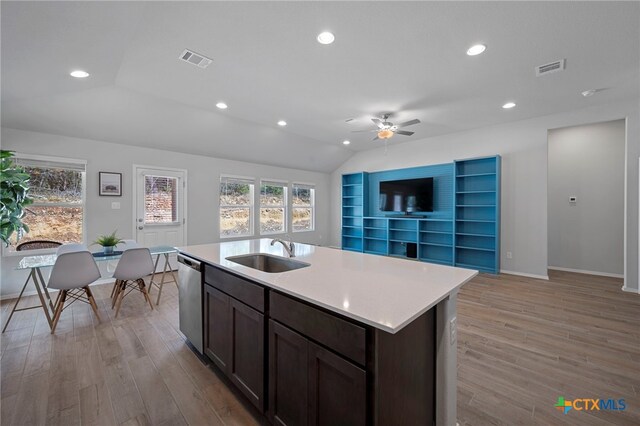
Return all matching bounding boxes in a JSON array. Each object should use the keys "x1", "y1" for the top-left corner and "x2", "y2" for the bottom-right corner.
[{"x1": 103, "y1": 245, "x2": 114, "y2": 255}]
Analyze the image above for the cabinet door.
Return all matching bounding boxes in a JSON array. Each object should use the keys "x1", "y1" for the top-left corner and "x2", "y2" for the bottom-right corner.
[
  {"x1": 268, "y1": 321, "x2": 308, "y2": 426},
  {"x1": 203, "y1": 285, "x2": 231, "y2": 373},
  {"x1": 229, "y1": 298, "x2": 265, "y2": 411},
  {"x1": 308, "y1": 342, "x2": 366, "y2": 426}
]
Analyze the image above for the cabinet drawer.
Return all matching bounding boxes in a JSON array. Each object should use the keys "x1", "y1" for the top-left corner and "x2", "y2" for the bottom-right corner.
[
  {"x1": 271, "y1": 292, "x2": 366, "y2": 365},
  {"x1": 204, "y1": 265, "x2": 265, "y2": 312}
]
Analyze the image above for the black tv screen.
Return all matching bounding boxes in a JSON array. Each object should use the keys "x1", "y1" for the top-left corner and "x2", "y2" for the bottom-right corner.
[{"x1": 379, "y1": 178, "x2": 434, "y2": 213}]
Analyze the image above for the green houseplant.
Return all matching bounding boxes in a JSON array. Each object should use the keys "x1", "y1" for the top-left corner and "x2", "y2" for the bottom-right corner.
[
  {"x1": 0, "y1": 150, "x2": 32, "y2": 247},
  {"x1": 92, "y1": 230, "x2": 123, "y2": 255}
]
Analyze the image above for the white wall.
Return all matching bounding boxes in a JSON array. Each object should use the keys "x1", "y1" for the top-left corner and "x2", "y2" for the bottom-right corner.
[
  {"x1": 330, "y1": 98, "x2": 639, "y2": 292},
  {"x1": 548, "y1": 120, "x2": 625, "y2": 276},
  {"x1": 0, "y1": 128, "x2": 331, "y2": 298}
]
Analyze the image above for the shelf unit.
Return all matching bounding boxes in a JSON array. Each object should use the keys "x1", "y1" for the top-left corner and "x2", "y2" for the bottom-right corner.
[
  {"x1": 341, "y1": 173, "x2": 368, "y2": 252},
  {"x1": 341, "y1": 155, "x2": 500, "y2": 273},
  {"x1": 419, "y1": 219, "x2": 454, "y2": 265},
  {"x1": 454, "y1": 156, "x2": 501, "y2": 273},
  {"x1": 363, "y1": 217, "x2": 388, "y2": 255}
]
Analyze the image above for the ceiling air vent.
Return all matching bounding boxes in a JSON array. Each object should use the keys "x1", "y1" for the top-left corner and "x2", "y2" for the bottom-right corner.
[
  {"x1": 535, "y1": 59, "x2": 566, "y2": 77},
  {"x1": 179, "y1": 49, "x2": 212, "y2": 69}
]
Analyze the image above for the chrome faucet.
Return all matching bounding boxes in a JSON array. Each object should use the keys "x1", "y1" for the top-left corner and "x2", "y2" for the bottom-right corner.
[{"x1": 271, "y1": 238, "x2": 295, "y2": 257}]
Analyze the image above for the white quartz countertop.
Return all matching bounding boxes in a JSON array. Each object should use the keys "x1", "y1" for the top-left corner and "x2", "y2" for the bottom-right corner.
[{"x1": 177, "y1": 239, "x2": 478, "y2": 334}]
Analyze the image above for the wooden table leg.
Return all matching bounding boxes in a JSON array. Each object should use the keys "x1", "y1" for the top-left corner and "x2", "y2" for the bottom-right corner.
[
  {"x1": 155, "y1": 253, "x2": 177, "y2": 305},
  {"x1": 1, "y1": 268, "x2": 54, "y2": 333}
]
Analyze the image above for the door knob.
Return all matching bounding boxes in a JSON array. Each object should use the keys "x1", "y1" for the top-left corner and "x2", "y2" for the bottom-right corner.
[{"x1": 138, "y1": 226, "x2": 144, "y2": 230}]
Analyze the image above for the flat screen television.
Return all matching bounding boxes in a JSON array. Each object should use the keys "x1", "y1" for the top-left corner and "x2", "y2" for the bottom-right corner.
[{"x1": 379, "y1": 177, "x2": 434, "y2": 214}]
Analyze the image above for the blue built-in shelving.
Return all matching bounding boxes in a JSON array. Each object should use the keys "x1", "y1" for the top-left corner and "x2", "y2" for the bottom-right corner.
[
  {"x1": 341, "y1": 172, "x2": 368, "y2": 252},
  {"x1": 454, "y1": 156, "x2": 501, "y2": 273},
  {"x1": 341, "y1": 155, "x2": 500, "y2": 274}
]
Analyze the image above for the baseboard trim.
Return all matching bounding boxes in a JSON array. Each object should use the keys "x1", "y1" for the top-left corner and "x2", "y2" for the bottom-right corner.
[
  {"x1": 621, "y1": 286, "x2": 639, "y2": 294},
  {"x1": 548, "y1": 266, "x2": 624, "y2": 279},
  {"x1": 500, "y1": 270, "x2": 549, "y2": 280},
  {"x1": 0, "y1": 279, "x2": 113, "y2": 301}
]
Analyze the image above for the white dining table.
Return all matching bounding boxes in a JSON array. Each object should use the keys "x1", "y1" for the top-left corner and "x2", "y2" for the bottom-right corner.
[{"x1": 2, "y1": 245, "x2": 178, "y2": 332}]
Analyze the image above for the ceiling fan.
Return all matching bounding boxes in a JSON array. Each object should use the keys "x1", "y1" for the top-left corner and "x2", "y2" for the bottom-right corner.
[{"x1": 352, "y1": 113, "x2": 421, "y2": 141}]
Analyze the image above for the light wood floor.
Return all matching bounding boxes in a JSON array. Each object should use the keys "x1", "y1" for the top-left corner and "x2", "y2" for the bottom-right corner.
[
  {"x1": 0, "y1": 270, "x2": 638, "y2": 425},
  {"x1": 457, "y1": 270, "x2": 640, "y2": 426}
]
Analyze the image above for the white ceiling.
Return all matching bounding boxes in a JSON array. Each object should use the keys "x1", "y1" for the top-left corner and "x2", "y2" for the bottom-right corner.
[{"x1": 2, "y1": 1, "x2": 638, "y2": 172}]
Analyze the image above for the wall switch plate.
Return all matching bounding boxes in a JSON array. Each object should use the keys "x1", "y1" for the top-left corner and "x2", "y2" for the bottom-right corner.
[
  {"x1": 450, "y1": 317, "x2": 457, "y2": 344},
  {"x1": 111, "y1": 202, "x2": 121, "y2": 209},
  {"x1": 506, "y1": 251, "x2": 513, "y2": 259}
]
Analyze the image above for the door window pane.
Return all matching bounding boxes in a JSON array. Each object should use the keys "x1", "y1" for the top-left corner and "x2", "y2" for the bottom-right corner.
[{"x1": 145, "y1": 176, "x2": 177, "y2": 223}]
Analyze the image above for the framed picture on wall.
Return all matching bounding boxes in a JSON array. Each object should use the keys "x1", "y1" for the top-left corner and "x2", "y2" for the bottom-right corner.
[{"x1": 99, "y1": 172, "x2": 122, "y2": 196}]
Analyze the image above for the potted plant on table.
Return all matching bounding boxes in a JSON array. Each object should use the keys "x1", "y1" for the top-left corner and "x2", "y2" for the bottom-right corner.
[{"x1": 92, "y1": 230, "x2": 123, "y2": 255}]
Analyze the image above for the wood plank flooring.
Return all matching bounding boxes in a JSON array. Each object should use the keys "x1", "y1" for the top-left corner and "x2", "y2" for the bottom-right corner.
[
  {"x1": 457, "y1": 270, "x2": 640, "y2": 426},
  {"x1": 0, "y1": 270, "x2": 638, "y2": 425}
]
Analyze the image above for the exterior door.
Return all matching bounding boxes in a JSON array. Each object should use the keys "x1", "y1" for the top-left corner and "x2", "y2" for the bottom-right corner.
[{"x1": 135, "y1": 166, "x2": 186, "y2": 253}]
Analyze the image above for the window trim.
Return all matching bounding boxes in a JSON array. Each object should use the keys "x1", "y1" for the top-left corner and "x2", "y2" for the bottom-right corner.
[
  {"x1": 259, "y1": 179, "x2": 288, "y2": 236},
  {"x1": 2, "y1": 153, "x2": 87, "y2": 257},
  {"x1": 219, "y1": 175, "x2": 255, "y2": 239},
  {"x1": 291, "y1": 183, "x2": 315, "y2": 233}
]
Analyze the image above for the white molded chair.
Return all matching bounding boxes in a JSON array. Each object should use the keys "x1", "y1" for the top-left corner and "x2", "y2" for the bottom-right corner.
[
  {"x1": 110, "y1": 240, "x2": 139, "y2": 298},
  {"x1": 48, "y1": 251, "x2": 102, "y2": 333},
  {"x1": 111, "y1": 247, "x2": 155, "y2": 317},
  {"x1": 56, "y1": 243, "x2": 88, "y2": 255}
]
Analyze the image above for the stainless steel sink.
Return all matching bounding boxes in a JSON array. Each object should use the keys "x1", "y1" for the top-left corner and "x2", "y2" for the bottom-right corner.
[{"x1": 226, "y1": 253, "x2": 310, "y2": 273}]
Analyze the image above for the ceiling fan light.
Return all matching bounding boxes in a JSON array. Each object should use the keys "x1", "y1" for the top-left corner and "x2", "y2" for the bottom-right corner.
[{"x1": 377, "y1": 129, "x2": 394, "y2": 139}]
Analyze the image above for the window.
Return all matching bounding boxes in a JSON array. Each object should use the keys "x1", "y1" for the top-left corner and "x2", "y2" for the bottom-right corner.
[
  {"x1": 292, "y1": 183, "x2": 315, "y2": 232},
  {"x1": 220, "y1": 176, "x2": 254, "y2": 238},
  {"x1": 260, "y1": 180, "x2": 287, "y2": 234},
  {"x1": 144, "y1": 175, "x2": 178, "y2": 224},
  {"x1": 8, "y1": 155, "x2": 86, "y2": 252}
]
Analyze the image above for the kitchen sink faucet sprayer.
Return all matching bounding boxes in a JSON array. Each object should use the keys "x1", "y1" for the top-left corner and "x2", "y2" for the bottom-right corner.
[{"x1": 271, "y1": 237, "x2": 295, "y2": 257}]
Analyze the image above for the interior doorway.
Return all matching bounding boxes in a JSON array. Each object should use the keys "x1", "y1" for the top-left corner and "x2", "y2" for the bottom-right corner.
[{"x1": 547, "y1": 119, "x2": 625, "y2": 280}]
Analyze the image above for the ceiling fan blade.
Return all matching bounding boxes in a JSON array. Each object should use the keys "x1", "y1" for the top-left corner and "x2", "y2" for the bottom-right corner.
[
  {"x1": 395, "y1": 130, "x2": 414, "y2": 136},
  {"x1": 371, "y1": 118, "x2": 385, "y2": 129},
  {"x1": 372, "y1": 135, "x2": 380, "y2": 141},
  {"x1": 397, "y1": 119, "x2": 421, "y2": 128},
  {"x1": 351, "y1": 128, "x2": 379, "y2": 133}
]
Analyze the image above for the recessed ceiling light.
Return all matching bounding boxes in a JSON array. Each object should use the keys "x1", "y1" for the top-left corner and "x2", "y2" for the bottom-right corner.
[
  {"x1": 466, "y1": 44, "x2": 486, "y2": 56},
  {"x1": 342, "y1": 140, "x2": 350, "y2": 145},
  {"x1": 70, "y1": 70, "x2": 89, "y2": 78},
  {"x1": 277, "y1": 120, "x2": 287, "y2": 126},
  {"x1": 317, "y1": 32, "x2": 335, "y2": 45},
  {"x1": 216, "y1": 102, "x2": 228, "y2": 109},
  {"x1": 581, "y1": 89, "x2": 597, "y2": 97},
  {"x1": 502, "y1": 102, "x2": 516, "y2": 109}
]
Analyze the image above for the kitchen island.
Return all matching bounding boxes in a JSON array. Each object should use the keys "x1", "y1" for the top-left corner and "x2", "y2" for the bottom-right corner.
[{"x1": 178, "y1": 239, "x2": 477, "y2": 426}]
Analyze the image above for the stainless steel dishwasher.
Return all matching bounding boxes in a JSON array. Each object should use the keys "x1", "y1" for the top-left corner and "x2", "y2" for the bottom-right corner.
[{"x1": 177, "y1": 254, "x2": 203, "y2": 354}]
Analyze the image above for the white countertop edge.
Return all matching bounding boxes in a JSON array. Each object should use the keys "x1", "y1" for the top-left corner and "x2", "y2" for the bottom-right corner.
[{"x1": 178, "y1": 248, "x2": 479, "y2": 334}]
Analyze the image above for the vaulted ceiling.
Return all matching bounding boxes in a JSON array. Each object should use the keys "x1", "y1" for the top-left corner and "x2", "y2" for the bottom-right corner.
[{"x1": 2, "y1": 1, "x2": 638, "y2": 172}]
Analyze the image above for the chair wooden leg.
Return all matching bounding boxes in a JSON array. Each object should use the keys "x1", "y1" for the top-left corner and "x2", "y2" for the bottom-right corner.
[
  {"x1": 138, "y1": 279, "x2": 154, "y2": 311},
  {"x1": 85, "y1": 287, "x2": 101, "y2": 323},
  {"x1": 51, "y1": 290, "x2": 67, "y2": 334},
  {"x1": 114, "y1": 281, "x2": 127, "y2": 318},
  {"x1": 110, "y1": 279, "x2": 119, "y2": 299},
  {"x1": 112, "y1": 281, "x2": 124, "y2": 309}
]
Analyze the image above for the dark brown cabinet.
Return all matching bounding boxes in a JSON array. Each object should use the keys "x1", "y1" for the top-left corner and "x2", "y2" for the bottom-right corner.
[
  {"x1": 203, "y1": 284, "x2": 231, "y2": 371},
  {"x1": 268, "y1": 320, "x2": 366, "y2": 426},
  {"x1": 269, "y1": 320, "x2": 308, "y2": 426},
  {"x1": 202, "y1": 264, "x2": 435, "y2": 425},
  {"x1": 203, "y1": 274, "x2": 265, "y2": 411},
  {"x1": 229, "y1": 298, "x2": 264, "y2": 409}
]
